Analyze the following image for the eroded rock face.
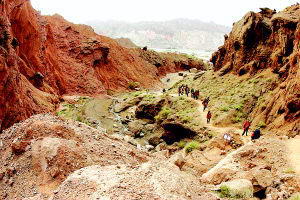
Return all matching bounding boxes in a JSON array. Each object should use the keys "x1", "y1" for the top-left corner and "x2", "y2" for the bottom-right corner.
[
  {"x1": 135, "y1": 99, "x2": 165, "y2": 121},
  {"x1": 211, "y1": 5, "x2": 300, "y2": 133},
  {"x1": 0, "y1": 114, "x2": 150, "y2": 199},
  {"x1": 0, "y1": 0, "x2": 200, "y2": 131}
]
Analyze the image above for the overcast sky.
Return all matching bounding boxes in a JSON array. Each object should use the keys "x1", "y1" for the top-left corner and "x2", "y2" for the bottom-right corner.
[{"x1": 31, "y1": 0, "x2": 299, "y2": 26}]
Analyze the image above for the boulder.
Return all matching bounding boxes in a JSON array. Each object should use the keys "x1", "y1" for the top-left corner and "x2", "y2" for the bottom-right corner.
[
  {"x1": 193, "y1": 71, "x2": 206, "y2": 80},
  {"x1": 128, "y1": 120, "x2": 145, "y2": 136},
  {"x1": 135, "y1": 99, "x2": 165, "y2": 120},
  {"x1": 114, "y1": 96, "x2": 143, "y2": 113},
  {"x1": 189, "y1": 68, "x2": 198, "y2": 73},
  {"x1": 148, "y1": 136, "x2": 163, "y2": 146},
  {"x1": 11, "y1": 139, "x2": 31, "y2": 154},
  {"x1": 145, "y1": 145, "x2": 154, "y2": 151},
  {"x1": 219, "y1": 179, "x2": 254, "y2": 199},
  {"x1": 173, "y1": 153, "x2": 186, "y2": 170},
  {"x1": 252, "y1": 169, "x2": 274, "y2": 188}
]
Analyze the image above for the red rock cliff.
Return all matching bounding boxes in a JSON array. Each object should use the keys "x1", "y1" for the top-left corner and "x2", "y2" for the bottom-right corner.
[
  {"x1": 0, "y1": 0, "x2": 204, "y2": 131},
  {"x1": 211, "y1": 5, "x2": 300, "y2": 134}
]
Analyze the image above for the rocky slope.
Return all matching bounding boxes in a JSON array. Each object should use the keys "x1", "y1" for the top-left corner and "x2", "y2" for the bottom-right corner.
[
  {"x1": 0, "y1": 0, "x2": 206, "y2": 131},
  {"x1": 0, "y1": 114, "x2": 150, "y2": 199},
  {"x1": 211, "y1": 5, "x2": 300, "y2": 134},
  {"x1": 88, "y1": 19, "x2": 230, "y2": 51}
]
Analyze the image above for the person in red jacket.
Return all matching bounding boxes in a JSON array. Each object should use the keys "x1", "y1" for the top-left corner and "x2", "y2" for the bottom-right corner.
[
  {"x1": 207, "y1": 111, "x2": 212, "y2": 123},
  {"x1": 242, "y1": 120, "x2": 251, "y2": 136}
]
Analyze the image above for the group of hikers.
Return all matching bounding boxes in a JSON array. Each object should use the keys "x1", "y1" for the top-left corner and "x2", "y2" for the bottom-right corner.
[
  {"x1": 178, "y1": 85, "x2": 212, "y2": 124},
  {"x1": 176, "y1": 85, "x2": 261, "y2": 141},
  {"x1": 242, "y1": 119, "x2": 261, "y2": 141},
  {"x1": 178, "y1": 85, "x2": 200, "y2": 100}
]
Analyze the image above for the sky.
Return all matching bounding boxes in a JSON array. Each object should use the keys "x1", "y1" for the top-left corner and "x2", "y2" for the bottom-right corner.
[{"x1": 31, "y1": 0, "x2": 299, "y2": 26}]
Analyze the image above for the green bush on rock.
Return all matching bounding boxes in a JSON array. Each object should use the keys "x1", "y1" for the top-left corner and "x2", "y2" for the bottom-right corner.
[{"x1": 185, "y1": 141, "x2": 200, "y2": 153}]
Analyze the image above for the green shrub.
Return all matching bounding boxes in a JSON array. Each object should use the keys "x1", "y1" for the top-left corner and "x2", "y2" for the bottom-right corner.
[
  {"x1": 283, "y1": 168, "x2": 296, "y2": 174},
  {"x1": 155, "y1": 106, "x2": 172, "y2": 122},
  {"x1": 76, "y1": 116, "x2": 83, "y2": 122},
  {"x1": 143, "y1": 94, "x2": 157, "y2": 102},
  {"x1": 219, "y1": 185, "x2": 231, "y2": 198},
  {"x1": 128, "y1": 81, "x2": 140, "y2": 90},
  {"x1": 178, "y1": 140, "x2": 187, "y2": 149},
  {"x1": 233, "y1": 116, "x2": 242, "y2": 123},
  {"x1": 180, "y1": 115, "x2": 193, "y2": 123},
  {"x1": 185, "y1": 141, "x2": 200, "y2": 153},
  {"x1": 220, "y1": 106, "x2": 230, "y2": 112},
  {"x1": 132, "y1": 91, "x2": 143, "y2": 97},
  {"x1": 219, "y1": 185, "x2": 253, "y2": 199},
  {"x1": 232, "y1": 104, "x2": 244, "y2": 111}
]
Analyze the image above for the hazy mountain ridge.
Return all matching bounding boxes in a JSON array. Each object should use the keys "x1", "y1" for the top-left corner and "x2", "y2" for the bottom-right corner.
[{"x1": 87, "y1": 19, "x2": 231, "y2": 51}]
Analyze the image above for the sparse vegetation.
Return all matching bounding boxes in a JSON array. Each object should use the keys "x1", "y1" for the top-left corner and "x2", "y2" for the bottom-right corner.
[
  {"x1": 220, "y1": 106, "x2": 230, "y2": 112},
  {"x1": 283, "y1": 168, "x2": 296, "y2": 174},
  {"x1": 185, "y1": 141, "x2": 200, "y2": 153},
  {"x1": 219, "y1": 185, "x2": 231, "y2": 198},
  {"x1": 178, "y1": 140, "x2": 187, "y2": 149},
  {"x1": 143, "y1": 94, "x2": 157, "y2": 102},
  {"x1": 219, "y1": 185, "x2": 253, "y2": 199},
  {"x1": 154, "y1": 96, "x2": 200, "y2": 129},
  {"x1": 155, "y1": 106, "x2": 173, "y2": 122},
  {"x1": 168, "y1": 70, "x2": 278, "y2": 127}
]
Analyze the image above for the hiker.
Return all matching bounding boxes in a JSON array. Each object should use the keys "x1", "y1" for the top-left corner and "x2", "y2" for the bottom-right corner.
[
  {"x1": 203, "y1": 100, "x2": 208, "y2": 111},
  {"x1": 242, "y1": 120, "x2": 251, "y2": 136},
  {"x1": 205, "y1": 97, "x2": 210, "y2": 104},
  {"x1": 191, "y1": 88, "x2": 195, "y2": 99},
  {"x1": 251, "y1": 129, "x2": 261, "y2": 141},
  {"x1": 195, "y1": 90, "x2": 200, "y2": 100},
  {"x1": 178, "y1": 86, "x2": 182, "y2": 96},
  {"x1": 185, "y1": 86, "x2": 190, "y2": 97},
  {"x1": 207, "y1": 111, "x2": 212, "y2": 123},
  {"x1": 163, "y1": 88, "x2": 166, "y2": 93}
]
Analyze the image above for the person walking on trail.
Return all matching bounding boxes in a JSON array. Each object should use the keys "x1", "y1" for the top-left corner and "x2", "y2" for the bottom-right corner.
[
  {"x1": 191, "y1": 88, "x2": 195, "y2": 99},
  {"x1": 207, "y1": 111, "x2": 212, "y2": 123},
  {"x1": 178, "y1": 86, "x2": 182, "y2": 96},
  {"x1": 185, "y1": 86, "x2": 190, "y2": 97},
  {"x1": 205, "y1": 97, "x2": 210, "y2": 104},
  {"x1": 242, "y1": 120, "x2": 251, "y2": 136},
  {"x1": 195, "y1": 90, "x2": 200, "y2": 100},
  {"x1": 251, "y1": 129, "x2": 261, "y2": 141},
  {"x1": 203, "y1": 100, "x2": 208, "y2": 111}
]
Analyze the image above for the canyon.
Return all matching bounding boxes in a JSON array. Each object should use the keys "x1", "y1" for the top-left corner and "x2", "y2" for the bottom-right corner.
[{"x1": 0, "y1": 0, "x2": 299, "y2": 200}]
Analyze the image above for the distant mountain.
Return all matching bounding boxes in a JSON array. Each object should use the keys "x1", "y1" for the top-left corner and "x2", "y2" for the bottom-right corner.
[{"x1": 87, "y1": 19, "x2": 231, "y2": 51}]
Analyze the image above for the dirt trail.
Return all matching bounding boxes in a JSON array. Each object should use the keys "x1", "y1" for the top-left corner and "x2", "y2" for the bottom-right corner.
[
  {"x1": 160, "y1": 72, "x2": 250, "y2": 142},
  {"x1": 285, "y1": 135, "x2": 300, "y2": 176}
]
